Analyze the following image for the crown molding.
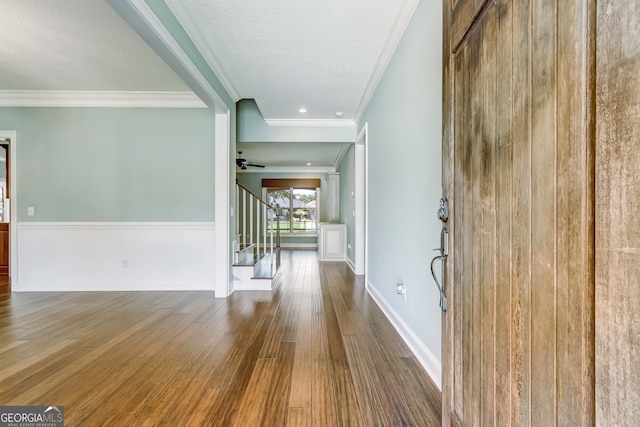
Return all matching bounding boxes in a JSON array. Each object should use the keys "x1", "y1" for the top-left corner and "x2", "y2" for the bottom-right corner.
[
  {"x1": 353, "y1": 0, "x2": 420, "y2": 124},
  {"x1": 165, "y1": 0, "x2": 241, "y2": 102},
  {"x1": 264, "y1": 118, "x2": 357, "y2": 128},
  {"x1": 0, "y1": 90, "x2": 206, "y2": 108},
  {"x1": 333, "y1": 142, "x2": 351, "y2": 170},
  {"x1": 237, "y1": 166, "x2": 335, "y2": 174},
  {"x1": 126, "y1": 0, "x2": 229, "y2": 113}
]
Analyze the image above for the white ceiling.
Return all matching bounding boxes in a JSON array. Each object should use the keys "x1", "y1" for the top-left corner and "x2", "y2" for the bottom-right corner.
[
  {"x1": 0, "y1": 0, "x2": 190, "y2": 92},
  {"x1": 0, "y1": 0, "x2": 417, "y2": 169},
  {"x1": 165, "y1": 0, "x2": 417, "y2": 121}
]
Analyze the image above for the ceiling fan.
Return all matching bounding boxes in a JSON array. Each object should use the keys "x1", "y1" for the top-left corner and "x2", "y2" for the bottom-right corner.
[{"x1": 236, "y1": 151, "x2": 265, "y2": 170}]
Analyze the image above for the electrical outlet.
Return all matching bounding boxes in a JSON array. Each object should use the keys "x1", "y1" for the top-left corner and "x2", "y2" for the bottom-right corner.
[
  {"x1": 397, "y1": 282, "x2": 406, "y2": 301},
  {"x1": 123, "y1": 260, "x2": 128, "y2": 269}
]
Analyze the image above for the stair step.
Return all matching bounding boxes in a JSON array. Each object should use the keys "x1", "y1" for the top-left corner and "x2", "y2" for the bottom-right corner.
[{"x1": 232, "y1": 249, "x2": 281, "y2": 291}]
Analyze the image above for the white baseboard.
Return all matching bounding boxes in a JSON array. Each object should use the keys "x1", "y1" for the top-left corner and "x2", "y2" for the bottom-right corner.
[
  {"x1": 346, "y1": 257, "x2": 356, "y2": 273},
  {"x1": 366, "y1": 279, "x2": 442, "y2": 390},
  {"x1": 233, "y1": 280, "x2": 273, "y2": 291},
  {"x1": 280, "y1": 242, "x2": 318, "y2": 249},
  {"x1": 16, "y1": 222, "x2": 215, "y2": 291}
]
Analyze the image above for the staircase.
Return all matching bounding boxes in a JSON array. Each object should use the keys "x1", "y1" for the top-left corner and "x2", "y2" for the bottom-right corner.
[{"x1": 233, "y1": 182, "x2": 281, "y2": 290}]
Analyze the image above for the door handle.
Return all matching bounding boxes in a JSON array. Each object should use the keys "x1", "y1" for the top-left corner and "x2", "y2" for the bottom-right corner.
[{"x1": 430, "y1": 227, "x2": 448, "y2": 312}]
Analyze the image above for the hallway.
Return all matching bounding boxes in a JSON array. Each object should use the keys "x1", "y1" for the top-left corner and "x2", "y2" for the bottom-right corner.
[{"x1": 0, "y1": 250, "x2": 441, "y2": 426}]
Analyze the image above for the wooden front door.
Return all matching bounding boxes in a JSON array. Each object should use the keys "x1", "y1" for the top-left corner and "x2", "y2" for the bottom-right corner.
[
  {"x1": 442, "y1": 0, "x2": 595, "y2": 425},
  {"x1": 595, "y1": 1, "x2": 640, "y2": 424}
]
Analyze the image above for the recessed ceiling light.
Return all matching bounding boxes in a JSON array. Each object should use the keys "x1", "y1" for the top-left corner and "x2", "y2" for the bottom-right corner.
[
  {"x1": 335, "y1": 112, "x2": 344, "y2": 118},
  {"x1": 306, "y1": 162, "x2": 312, "y2": 166},
  {"x1": 298, "y1": 108, "x2": 307, "y2": 113}
]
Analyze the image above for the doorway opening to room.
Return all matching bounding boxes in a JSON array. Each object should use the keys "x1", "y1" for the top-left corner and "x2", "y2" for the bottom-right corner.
[
  {"x1": 0, "y1": 131, "x2": 16, "y2": 292},
  {"x1": 0, "y1": 138, "x2": 10, "y2": 291}
]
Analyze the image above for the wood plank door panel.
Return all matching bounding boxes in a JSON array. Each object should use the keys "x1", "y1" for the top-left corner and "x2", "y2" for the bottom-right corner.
[
  {"x1": 442, "y1": 0, "x2": 595, "y2": 425},
  {"x1": 595, "y1": 1, "x2": 640, "y2": 424}
]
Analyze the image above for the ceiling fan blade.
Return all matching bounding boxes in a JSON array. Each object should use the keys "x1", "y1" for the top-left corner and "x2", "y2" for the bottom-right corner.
[{"x1": 235, "y1": 150, "x2": 265, "y2": 169}]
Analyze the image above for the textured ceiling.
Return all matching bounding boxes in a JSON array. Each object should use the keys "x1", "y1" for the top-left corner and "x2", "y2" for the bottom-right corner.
[
  {"x1": 0, "y1": 0, "x2": 417, "y2": 169},
  {"x1": 166, "y1": 0, "x2": 416, "y2": 121},
  {"x1": 0, "y1": 0, "x2": 189, "y2": 91}
]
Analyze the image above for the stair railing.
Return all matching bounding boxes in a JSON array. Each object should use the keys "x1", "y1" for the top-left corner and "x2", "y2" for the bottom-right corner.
[{"x1": 235, "y1": 181, "x2": 280, "y2": 266}]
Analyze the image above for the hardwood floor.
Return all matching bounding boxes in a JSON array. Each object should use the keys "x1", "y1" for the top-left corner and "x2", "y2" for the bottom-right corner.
[{"x1": 0, "y1": 250, "x2": 441, "y2": 426}]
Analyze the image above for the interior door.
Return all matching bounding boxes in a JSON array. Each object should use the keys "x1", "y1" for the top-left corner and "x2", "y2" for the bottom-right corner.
[{"x1": 442, "y1": 0, "x2": 595, "y2": 425}]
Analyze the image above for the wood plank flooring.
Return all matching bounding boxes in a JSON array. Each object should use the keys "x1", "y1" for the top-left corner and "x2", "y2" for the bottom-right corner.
[{"x1": 0, "y1": 250, "x2": 441, "y2": 426}]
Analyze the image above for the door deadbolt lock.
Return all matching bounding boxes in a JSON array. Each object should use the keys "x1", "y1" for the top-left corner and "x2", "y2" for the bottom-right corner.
[{"x1": 438, "y1": 197, "x2": 449, "y2": 222}]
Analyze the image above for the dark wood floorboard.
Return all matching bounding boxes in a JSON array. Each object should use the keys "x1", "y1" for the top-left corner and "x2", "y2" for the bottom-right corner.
[{"x1": 0, "y1": 250, "x2": 441, "y2": 426}]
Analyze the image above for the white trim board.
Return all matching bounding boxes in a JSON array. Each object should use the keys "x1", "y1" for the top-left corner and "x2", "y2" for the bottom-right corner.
[
  {"x1": 214, "y1": 113, "x2": 232, "y2": 298},
  {"x1": 353, "y1": 0, "x2": 420, "y2": 123},
  {"x1": 280, "y1": 242, "x2": 317, "y2": 249},
  {"x1": 346, "y1": 257, "x2": 357, "y2": 274},
  {"x1": 366, "y1": 279, "x2": 442, "y2": 390},
  {"x1": 127, "y1": 0, "x2": 230, "y2": 113},
  {"x1": 165, "y1": 0, "x2": 241, "y2": 102},
  {"x1": 0, "y1": 91, "x2": 206, "y2": 108},
  {"x1": 354, "y1": 123, "x2": 367, "y2": 275},
  {"x1": 16, "y1": 222, "x2": 215, "y2": 292},
  {"x1": 264, "y1": 119, "x2": 356, "y2": 128},
  {"x1": 237, "y1": 166, "x2": 336, "y2": 174}
]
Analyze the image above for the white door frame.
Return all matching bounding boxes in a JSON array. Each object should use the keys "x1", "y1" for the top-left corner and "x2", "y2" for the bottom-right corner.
[
  {"x1": 214, "y1": 112, "x2": 231, "y2": 297},
  {"x1": 0, "y1": 130, "x2": 17, "y2": 287},
  {"x1": 355, "y1": 123, "x2": 367, "y2": 275}
]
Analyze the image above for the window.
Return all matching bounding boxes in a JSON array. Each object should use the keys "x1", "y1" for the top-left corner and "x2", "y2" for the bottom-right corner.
[{"x1": 266, "y1": 187, "x2": 317, "y2": 233}]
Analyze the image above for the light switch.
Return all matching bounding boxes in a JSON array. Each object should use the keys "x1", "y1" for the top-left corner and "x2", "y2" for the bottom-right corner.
[{"x1": 27, "y1": 206, "x2": 34, "y2": 216}]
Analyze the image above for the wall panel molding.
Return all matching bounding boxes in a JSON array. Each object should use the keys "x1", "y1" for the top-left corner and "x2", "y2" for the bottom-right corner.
[{"x1": 16, "y1": 222, "x2": 215, "y2": 292}]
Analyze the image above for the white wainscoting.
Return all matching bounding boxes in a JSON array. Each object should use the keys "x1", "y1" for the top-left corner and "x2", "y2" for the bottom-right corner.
[
  {"x1": 366, "y1": 279, "x2": 442, "y2": 390},
  {"x1": 16, "y1": 222, "x2": 215, "y2": 292}
]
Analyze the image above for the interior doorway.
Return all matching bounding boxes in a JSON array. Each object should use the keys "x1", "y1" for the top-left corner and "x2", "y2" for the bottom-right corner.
[
  {"x1": 0, "y1": 142, "x2": 9, "y2": 279},
  {"x1": 0, "y1": 131, "x2": 17, "y2": 292},
  {"x1": 354, "y1": 123, "x2": 367, "y2": 275}
]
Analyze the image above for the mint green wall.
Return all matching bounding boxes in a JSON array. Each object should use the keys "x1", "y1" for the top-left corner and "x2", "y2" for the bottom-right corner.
[
  {"x1": 357, "y1": 0, "x2": 443, "y2": 361},
  {"x1": 237, "y1": 99, "x2": 355, "y2": 143},
  {"x1": 338, "y1": 144, "x2": 356, "y2": 264},
  {"x1": 0, "y1": 107, "x2": 215, "y2": 222}
]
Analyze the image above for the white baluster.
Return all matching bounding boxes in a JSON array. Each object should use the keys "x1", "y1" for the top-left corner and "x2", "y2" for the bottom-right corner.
[
  {"x1": 242, "y1": 189, "x2": 247, "y2": 248},
  {"x1": 256, "y1": 199, "x2": 261, "y2": 258}
]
